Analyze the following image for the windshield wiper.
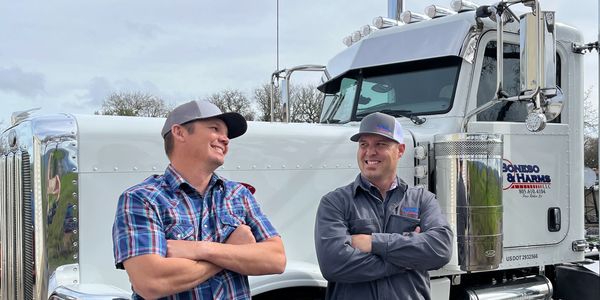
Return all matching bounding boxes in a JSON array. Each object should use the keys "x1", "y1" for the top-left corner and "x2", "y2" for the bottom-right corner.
[{"x1": 356, "y1": 109, "x2": 426, "y2": 125}]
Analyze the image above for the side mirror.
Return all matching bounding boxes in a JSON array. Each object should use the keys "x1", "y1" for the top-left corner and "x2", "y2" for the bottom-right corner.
[
  {"x1": 520, "y1": 11, "x2": 556, "y2": 93},
  {"x1": 520, "y1": 10, "x2": 562, "y2": 129}
]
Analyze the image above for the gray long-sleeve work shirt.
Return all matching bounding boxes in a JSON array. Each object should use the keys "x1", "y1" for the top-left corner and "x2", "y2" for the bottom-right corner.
[{"x1": 315, "y1": 175, "x2": 453, "y2": 300}]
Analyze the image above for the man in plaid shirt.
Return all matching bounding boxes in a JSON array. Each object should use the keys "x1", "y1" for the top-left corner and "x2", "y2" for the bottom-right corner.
[{"x1": 112, "y1": 100, "x2": 286, "y2": 299}]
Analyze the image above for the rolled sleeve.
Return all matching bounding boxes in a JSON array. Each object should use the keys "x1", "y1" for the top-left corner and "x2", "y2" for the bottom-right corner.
[
  {"x1": 240, "y1": 186, "x2": 279, "y2": 242},
  {"x1": 112, "y1": 190, "x2": 166, "y2": 268}
]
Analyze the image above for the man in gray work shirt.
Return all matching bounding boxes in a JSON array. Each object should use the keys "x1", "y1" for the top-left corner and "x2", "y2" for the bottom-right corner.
[{"x1": 314, "y1": 112, "x2": 453, "y2": 300}]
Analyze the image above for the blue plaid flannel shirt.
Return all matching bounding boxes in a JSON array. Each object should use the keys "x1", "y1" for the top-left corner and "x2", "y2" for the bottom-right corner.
[{"x1": 113, "y1": 165, "x2": 279, "y2": 299}]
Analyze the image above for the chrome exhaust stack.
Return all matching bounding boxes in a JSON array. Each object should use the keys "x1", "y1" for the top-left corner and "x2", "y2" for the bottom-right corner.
[{"x1": 463, "y1": 275, "x2": 553, "y2": 299}]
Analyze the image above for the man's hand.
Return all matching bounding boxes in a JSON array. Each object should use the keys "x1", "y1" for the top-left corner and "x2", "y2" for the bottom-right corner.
[
  {"x1": 166, "y1": 240, "x2": 198, "y2": 260},
  {"x1": 226, "y1": 225, "x2": 256, "y2": 245},
  {"x1": 351, "y1": 234, "x2": 372, "y2": 253}
]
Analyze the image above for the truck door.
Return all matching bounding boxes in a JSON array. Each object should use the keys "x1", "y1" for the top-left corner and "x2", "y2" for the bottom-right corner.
[{"x1": 466, "y1": 32, "x2": 569, "y2": 248}]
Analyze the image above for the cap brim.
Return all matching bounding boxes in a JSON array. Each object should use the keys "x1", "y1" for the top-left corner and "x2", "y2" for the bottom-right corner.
[
  {"x1": 216, "y1": 112, "x2": 247, "y2": 139},
  {"x1": 350, "y1": 132, "x2": 401, "y2": 143}
]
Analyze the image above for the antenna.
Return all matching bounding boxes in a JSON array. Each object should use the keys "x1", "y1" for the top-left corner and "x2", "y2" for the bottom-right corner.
[{"x1": 276, "y1": 0, "x2": 279, "y2": 72}]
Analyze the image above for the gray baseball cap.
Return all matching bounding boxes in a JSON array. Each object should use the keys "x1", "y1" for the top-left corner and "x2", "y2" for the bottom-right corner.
[
  {"x1": 350, "y1": 112, "x2": 404, "y2": 144},
  {"x1": 161, "y1": 100, "x2": 247, "y2": 139}
]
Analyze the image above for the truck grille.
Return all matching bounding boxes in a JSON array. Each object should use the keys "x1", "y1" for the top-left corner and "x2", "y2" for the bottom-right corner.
[{"x1": 1, "y1": 151, "x2": 34, "y2": 300}]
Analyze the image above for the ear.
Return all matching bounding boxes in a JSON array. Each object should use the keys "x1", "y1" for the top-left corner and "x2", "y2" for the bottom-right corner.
[
  {"x1": 170, "y1": 124, "x2": 187, "y2": 142},
  {"x1": 397, "y1": 143, "x2": 406, "y2": 158}
]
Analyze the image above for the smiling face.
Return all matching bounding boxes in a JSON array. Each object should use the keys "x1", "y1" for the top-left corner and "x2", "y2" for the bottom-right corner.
[
  {"x1": 357, "y1": 133, "x2": 405, "y2": 188},
  {"x1": 183, "y1": 118, "x2": 229, "y2": 170}
]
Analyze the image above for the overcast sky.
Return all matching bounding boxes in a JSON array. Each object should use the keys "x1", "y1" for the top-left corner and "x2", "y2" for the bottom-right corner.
[{"x1": 0, "y1": 0, "x2": 597, "y2": 129}]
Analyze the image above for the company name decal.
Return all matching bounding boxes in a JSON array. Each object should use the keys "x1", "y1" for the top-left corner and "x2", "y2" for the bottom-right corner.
[{"x1": 503, "y1": 159, "x2": 551, "y2": 197}]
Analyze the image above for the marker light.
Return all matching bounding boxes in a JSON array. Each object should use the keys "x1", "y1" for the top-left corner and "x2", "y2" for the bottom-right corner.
[
  {"x1": 425, "y1": 5, "x2": 456, "y2": 18},
  {"x1": 351, "y1": 31, "x2": 362, "y2": 43},
  {"x1": 372, "y1": 16, "x2": 402, "y2": 29},
  {"x1": 360, "y1": 25, "x2": 378, "y2": 37},
  {"x1": 400, "y1": 11, "x2": 430, "y2": 24},
  {"x1": 342, "y1": 35, "x2": 353, "y2": 47},
  {"x1": 450, "y1": 0, "x2": 479, "y2": 12},
  {"x1": 414, "y1": 146, "x2": 427, "y2": 160},
  {"x1": 414, "y1": 165, "x2": 428, "y2": 179},
  {"x1": 525, "y1": 111, "x2": 547, "y2": 132}
]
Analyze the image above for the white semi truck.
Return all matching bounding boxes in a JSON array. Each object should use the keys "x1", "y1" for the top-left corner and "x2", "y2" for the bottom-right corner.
[{"x1": 1, "y1": 0, "x2": 598, "y2": 299}]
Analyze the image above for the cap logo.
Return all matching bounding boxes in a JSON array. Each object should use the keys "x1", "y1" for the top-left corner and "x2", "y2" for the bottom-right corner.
[{"x1": 375, "y1": 123, "x2": 392, "y2": 135}]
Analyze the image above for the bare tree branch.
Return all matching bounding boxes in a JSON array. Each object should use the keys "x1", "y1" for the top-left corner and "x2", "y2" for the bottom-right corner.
[
  {"x1": 254, "y1": 83, "x2": 283, "y2": 121},
  {"x1": 290, "y1": 84, "x2": 323, "y2": 123},
  {"x1": 95, "y1": 92, "x2": 172, "y2": 117},
  {"x1": 583, "y1": 86, "x2": 598, "y2": 168},
  {"x1": 204, "y1": 89, "x2": 255, "y2": 121},
  {"x1": 254, "y1": 82, "x2": 322, "y2": 123}
]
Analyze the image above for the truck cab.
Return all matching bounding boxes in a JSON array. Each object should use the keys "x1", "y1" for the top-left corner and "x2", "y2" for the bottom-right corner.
[{"x1": 1, "y1": 1, "x2": 595, "y2": 299}]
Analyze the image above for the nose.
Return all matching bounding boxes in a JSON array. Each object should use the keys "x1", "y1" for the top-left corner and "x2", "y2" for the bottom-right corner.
[
  {"x1": 364, "y1": 145, "x2": 376, "y2": 156},
  {"x1": 219, "y1": 133, "x2": 229, "y2": 145}
]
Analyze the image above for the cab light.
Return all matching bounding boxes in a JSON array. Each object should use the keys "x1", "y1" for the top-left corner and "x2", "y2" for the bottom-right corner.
[
  {"x1": 351, "y1": 31, "x2": 362, "y2": 43},
  {"x1": 425, "y1": 5, "x2": 456, "y2": 18},
  {"x1": 360, "y1": 25, "x2": 378, "y2": 37},
  {"x1": 372, "y1": 16, "x2": 402, "y2": 29},
  {"x1": 342, "y1": 35, "x2": 353, "y2": 47},
  {"x1": 451, "y1": 0, "x2": 479, "y2": 12},
  {"x1": 400, "y1": 11, "x2": 430, "y2": 24}
]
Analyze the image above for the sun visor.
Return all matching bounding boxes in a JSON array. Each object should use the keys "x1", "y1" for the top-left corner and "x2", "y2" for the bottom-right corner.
[{"x1": 319, "y1": 16, "x2": 475, "y2": 92}]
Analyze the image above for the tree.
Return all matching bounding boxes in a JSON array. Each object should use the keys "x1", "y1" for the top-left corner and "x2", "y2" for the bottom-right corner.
[
  {"x1": 290, "y1": 84, "x2": 323, "y2": 123},
  {"x1": 254, "y1": 82, "x2": 323, "y2": 123},
  {"x1": 96, "y1": 92, "x2": 171, "y2": 117},
  {"x1": 583, "y1": 87, "x2": 598, "y2": 168},
  {"x1": 205, "y1": 89, "x2": 255, "y2": 121},
  {"x1": 254, "y1": 83, "x2": 282, "y2": 121}
]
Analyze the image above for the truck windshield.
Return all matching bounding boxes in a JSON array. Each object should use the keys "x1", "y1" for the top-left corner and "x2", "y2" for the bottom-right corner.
[{"x1": 320, "y1": 56, "x2": 461, "y2": 123}]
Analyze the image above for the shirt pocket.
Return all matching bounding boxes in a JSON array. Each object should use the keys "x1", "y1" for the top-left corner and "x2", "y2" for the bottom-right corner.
[
  {"x1": 165, "y1": 223, "x2": 196, "y2": 240},
  {"x1": 386, "y1": 214, "x2": 420, "y2": 234},
  {"x1": 348, "y1": 218, "x2": 380, "y2": 234},
  {"x1": 216, "y1": 211, "x2": 245, "y2": 242}
]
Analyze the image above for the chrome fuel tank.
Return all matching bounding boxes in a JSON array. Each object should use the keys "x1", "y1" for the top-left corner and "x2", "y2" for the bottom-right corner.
[{"x1": 435, "y1": 133, "x2": 503, "y2": 271}]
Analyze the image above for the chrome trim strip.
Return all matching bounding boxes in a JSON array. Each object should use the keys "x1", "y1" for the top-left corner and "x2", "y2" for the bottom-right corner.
[
  {"x1": 0, "y1": 155, "x2": 7, "y2": 300},
  {"x1": 15, "y1": 152, "x2": 24, "y2": 300},
  {"x1": 7, "y1": 152, "x2": 16, "y2": 299},
  {"x1": 33, "y1": 138, "x2": 47, "y2": 299}
]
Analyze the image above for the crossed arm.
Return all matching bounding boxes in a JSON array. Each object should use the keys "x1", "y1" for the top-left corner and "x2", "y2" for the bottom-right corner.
[
  {"x1": 166, "y1": 225, "x2": 286, "y2": 275},
  {"x1": 314, "y1": 196, "x2": 406, "y2": 283},
  {"x1": 350, "y1": 194, "x2": 453, "y2": 271},
  {"x1": 315, "y1": 192, "x2": 452, "y2": 284},
  {"x1": 123, "y1": 225, "x2": 285, "y2": 299}
]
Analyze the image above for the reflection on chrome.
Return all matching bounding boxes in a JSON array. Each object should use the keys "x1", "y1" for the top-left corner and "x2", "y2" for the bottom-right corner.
[
  {"x1": 435, "y1": 133, "x2": 504, "y2": 272},
  {"x1": 1, "y1": 114, "x2": 79, "y2": 299}
]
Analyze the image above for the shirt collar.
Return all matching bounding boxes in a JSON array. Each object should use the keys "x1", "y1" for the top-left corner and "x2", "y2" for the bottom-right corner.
[
  {"x1": 164, "y1": 164, "x2": 223, "y2": 195},
  {"x1": 352, "y1": 174, "x2": 407, "y2": 197}
]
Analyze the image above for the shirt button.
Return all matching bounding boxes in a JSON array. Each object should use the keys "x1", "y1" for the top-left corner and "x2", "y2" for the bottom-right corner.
[
  {"x1": 177, "y1": 234, "x2": 183, "y2": 238},
  {"x1": 204, "y1": 225, "x2": 208, "y2": 228}
]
